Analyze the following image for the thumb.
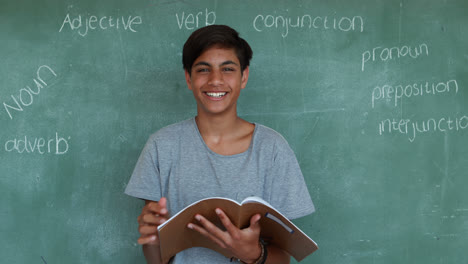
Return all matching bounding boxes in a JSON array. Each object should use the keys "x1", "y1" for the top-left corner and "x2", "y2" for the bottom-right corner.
[
  {"x1": 158, "y1": 197, "x2": 168, "y2": 214},
  {"x1": 249, "y1": 214, "x2": 261, "y2": 232}
]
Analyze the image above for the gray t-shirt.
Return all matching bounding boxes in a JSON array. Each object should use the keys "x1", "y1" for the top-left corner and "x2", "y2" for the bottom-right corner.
[{"x1": 125, "y1": 118, "x2": 315, "y2": 263}]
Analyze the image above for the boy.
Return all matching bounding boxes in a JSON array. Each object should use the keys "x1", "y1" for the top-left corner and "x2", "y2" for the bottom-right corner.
[{"x1": 125, "y1": 25, "x2": 314, "y2": 264}]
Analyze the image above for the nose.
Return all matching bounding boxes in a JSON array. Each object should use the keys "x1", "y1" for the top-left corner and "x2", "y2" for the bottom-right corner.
[{"x1": 208, "y1": 69, "x2": 224, "y2": 86}]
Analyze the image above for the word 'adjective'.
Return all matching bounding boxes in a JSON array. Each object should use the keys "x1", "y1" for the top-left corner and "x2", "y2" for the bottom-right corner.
[
  {"x1": 176, "y1": 8, "x2": 216, "y2": 30},
  {"x1": 362, "y1": 43, "x2": 429, "y2": 71},
  {"x1": 4, "y1": 133, "x2": 70, "y2": 155},
  {"x1": 253, "y1": 13, "x2": 364, "y2": 38},
  {"x1": 2, "y1": 65, "x2": 57, "y2": 120},
  {"x1": 59, "y1": 13, "x2": 142, "y2": 37}
]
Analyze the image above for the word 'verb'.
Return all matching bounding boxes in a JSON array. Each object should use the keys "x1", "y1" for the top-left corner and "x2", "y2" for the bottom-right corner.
[{"x1": 176, "y1": 9, "x2": 216, "y2": 30}]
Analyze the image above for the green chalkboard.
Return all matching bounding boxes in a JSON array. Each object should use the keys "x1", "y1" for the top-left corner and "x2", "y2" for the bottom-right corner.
[{"x1": 1, "y1": 0, "x2": 467, "y2": 263}]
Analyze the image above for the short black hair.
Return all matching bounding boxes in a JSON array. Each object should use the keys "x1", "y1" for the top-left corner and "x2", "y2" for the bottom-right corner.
[{"x1": 182, "y1": 25, "x2": 253, "y2": 75}]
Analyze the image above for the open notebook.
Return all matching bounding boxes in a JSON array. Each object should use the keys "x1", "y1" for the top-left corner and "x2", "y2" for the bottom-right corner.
[{"x1": 158, "y1": 196, "x2": 318, "y2": 263}]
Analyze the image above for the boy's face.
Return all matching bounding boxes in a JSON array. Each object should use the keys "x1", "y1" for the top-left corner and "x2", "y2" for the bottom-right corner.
[{"x1": 185, "y1": 46, "x2": 249, "y2": 117}]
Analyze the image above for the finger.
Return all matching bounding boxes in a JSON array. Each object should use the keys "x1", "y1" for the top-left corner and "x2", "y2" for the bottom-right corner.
[
  {"x1": 139, "y1": 213, "x2": 156, "y2": 225},
  {"x1": 137, "y1": 214, "x2": 143, "y2": 224},
  {"x1": 250, "y1": 214, "x2": 261, "y2": 227},
  {"x1": 146, "y1": 202, "x2": 168, "y2": 215},
  {"x1": 137, "y1": 235, "x2": 158, "y2": 245},
  {"x1": 141, "y1": 213, "x2": 167, "y2": 225},
  {"x1": 156, "y1": 197, "x2": 168, "y2": 216},
  {"x1": 215, "y1": 208, "x2": 238, "y2": 237},
  {"x1": 195, "y1": 214, "x2": 229, "y2": 242},
  {"x1": 158, "y1": 197, "x2": 167, "y2": 211},
  {"x1": 147, "y1": 202, "x2": 168, "y2": 216},
  {"x1": 138, "y1": 224, "x2": 159, "y2": 236},
  {"x1": 187, "y1": 222, "x2": 226, "y2": 249},
  {"x1": 249, "y1": 214, "x2": 262, "y2": 233}
]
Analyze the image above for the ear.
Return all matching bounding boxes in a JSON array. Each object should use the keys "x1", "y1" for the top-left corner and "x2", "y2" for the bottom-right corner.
[
  {"x1": 240, "y1": 66, "x2": 250, "y2": 90},
  {"x1": 185, "y1": 70, "x2": 192, "y2": 90}
]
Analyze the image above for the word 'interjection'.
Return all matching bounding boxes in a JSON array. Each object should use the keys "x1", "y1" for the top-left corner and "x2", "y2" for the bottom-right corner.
[
  {"x1": 59, "y1": 13, "x2": 143, "y2": 37},
  {"x1": 4, "y1": 133, "x2": 70, "y2": 155},
  {"x1": 378, "y1": 115, "x2": 468, "y2": 142}
]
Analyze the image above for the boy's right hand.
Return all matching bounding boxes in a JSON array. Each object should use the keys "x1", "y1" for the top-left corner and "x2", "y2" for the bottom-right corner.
[{"x1": 137, "y1": 197, "x2": 169, "y2": 245}]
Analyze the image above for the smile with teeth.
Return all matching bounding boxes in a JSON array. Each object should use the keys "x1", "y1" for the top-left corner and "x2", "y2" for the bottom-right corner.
[{"x1": 205, "y1": 92, "x2": 227, "y2": 98}]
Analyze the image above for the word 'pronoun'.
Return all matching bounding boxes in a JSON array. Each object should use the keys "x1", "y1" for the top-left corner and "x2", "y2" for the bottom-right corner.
[
  {"x1": 253, "y1": 13, "x2": 364, "y2": 38},
  {"x1": 59, "y1": 13, "x2": 142, "y2": 37},
  {"x1": 176, "y1": 9, "x2": 216, "y2": 30},
  {"x1": 2, "y1": 65, "x2": 57, "y2": 120},
  {"x1": 362, "y1": 43, "x2": 429, "y2": 71},
  {"x1": 4, "y1": 133, "x2": 70, "y2": 155}
]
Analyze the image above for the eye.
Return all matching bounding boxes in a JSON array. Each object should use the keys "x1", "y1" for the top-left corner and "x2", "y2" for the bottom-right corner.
[
  {"x1": 196, "y1": 68, "x2": 209, "y2": 73},
  {"x1": 222, "y1": 67, "x2": 235, "y2": 72}
]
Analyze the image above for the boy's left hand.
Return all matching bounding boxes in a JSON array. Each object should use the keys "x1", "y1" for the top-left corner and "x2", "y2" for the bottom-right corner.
[{"x1": 187, "y1": 208, "x2": 262, "y2": 263}]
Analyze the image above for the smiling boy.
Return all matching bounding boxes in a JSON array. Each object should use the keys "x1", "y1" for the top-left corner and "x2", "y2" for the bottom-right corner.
[{"x1": 125, "y1": 25, "x2": 315, "y2": 264}]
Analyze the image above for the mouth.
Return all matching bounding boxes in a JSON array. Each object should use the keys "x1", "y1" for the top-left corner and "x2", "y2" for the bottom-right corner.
[{"x1": 205, "y1": 92, "x2": 227, "y2": 99}]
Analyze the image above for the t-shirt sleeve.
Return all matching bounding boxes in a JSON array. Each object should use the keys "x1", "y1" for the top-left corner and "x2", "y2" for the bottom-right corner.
[
  {"x1": 124, "y1": 135, "x2": 162, "y2": 201},
  {"x1": 267, "y1": 141, "x2": 315, "y2": 220}
]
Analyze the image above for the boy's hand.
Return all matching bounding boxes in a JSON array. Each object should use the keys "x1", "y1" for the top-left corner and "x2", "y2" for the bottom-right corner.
[
  {"x1": 188, "y1": 208, "x2": 262, "y2": 263},
  {"x1": 137, "y1": 197, "x2": 169, "y2": 245}
]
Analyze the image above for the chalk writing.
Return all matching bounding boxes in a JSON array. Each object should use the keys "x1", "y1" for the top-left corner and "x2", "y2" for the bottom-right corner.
[
  {"x1": 362, "y1": 43, "x2": 429, "y2": 71},
  {"x1": 253, "y1": 13, "x2": 364, "y2": 38},
  {"x1": 371, "y1": 79, "x2": 458, "y2": 108},
  {"x1": 175, "y1": 8, "x2": 216, "y2": 30},
  {"x1": 4, "y1": 132, "x2": 70, "y2": 155},
  {"x1": 378, "y1": 115, "x2": 468, "y2": 142},
  {"x1": 2, "y1": 65, "x2": 57, "y2": 120},
  {"x1": 59, "y1": 13, "x2": 142, "y2": 37}
]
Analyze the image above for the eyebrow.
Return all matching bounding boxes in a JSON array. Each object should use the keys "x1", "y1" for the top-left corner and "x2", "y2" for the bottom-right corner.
[
  {"x1": 193, "y1": 60, "x2": 239, "y2": 67},
  {"x1": 220, "y1": 60, "x2": 238, "y2": 66}
]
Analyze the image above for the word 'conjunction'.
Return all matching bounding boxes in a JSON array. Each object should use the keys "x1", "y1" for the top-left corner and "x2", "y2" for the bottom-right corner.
[{"x1": 253, "y1": 13, "x2": 364, "y2": 38}]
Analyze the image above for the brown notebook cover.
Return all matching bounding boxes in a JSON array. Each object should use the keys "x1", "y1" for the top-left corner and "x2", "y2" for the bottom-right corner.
[{"x1": 158, "y1": 196, "x2": 318, "y2": 263}]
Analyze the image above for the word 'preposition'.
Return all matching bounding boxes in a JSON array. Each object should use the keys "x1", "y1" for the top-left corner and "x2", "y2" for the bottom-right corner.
[{"x1": 371, "y1": 79, "x2": 458, "y2": 108}]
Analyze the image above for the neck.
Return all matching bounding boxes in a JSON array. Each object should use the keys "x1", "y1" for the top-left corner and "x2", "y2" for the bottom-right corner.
[
  {"x1": 195, "y1": 111, "x2": 241, "y2": 138},
  {"x1": 194, "y1": 110, "x2": 255, "y2": 156}
]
